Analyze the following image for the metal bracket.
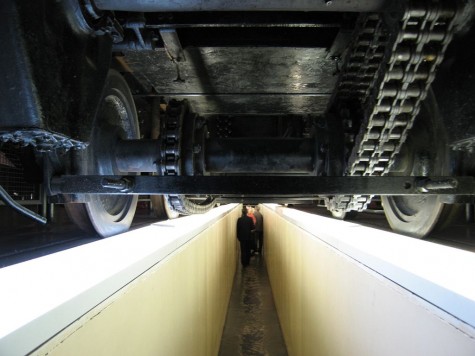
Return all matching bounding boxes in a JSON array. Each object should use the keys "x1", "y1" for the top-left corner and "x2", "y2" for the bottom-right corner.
[
  {"x1": 112, "y1": 16, "x2": 158, "y2": 51},
  {"x1": 159, "y1": 29, "x2": 186, "y2": 82}
]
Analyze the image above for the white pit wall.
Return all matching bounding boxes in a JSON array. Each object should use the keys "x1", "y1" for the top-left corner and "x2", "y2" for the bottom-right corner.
[
  {"x1": 0, "y1": 204, "x2": 240, "y2": 356},
  {"x1": 262, "y1": 204, "x2": 475, "y2": 356}
]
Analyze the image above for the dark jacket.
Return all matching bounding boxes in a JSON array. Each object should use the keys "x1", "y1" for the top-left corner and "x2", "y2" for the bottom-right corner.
[
  {"x1": 236, "y1": 215, "x2": 254, "y2": 241},
  {"x1": 254, "y1": 210, "x2": 263, "y2": 232}
]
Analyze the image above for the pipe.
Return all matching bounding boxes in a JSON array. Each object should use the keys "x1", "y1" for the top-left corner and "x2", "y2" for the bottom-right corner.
[{"x1": 0, "y1": 185, "x2": 47, "y2": 224}]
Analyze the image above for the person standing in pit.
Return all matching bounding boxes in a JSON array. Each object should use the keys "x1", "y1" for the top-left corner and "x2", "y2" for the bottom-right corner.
[
  {"x1": 247, "y1": 205, "x2": 256, "y2": 225},
  {"x1": 253, "y1": 205, "x2": 264, "y2": 254},
  {"x1": 247, "y1": 206, "x2": 257, "y2": 252},
  {"x1": 236, "y1": 207, "x2": 254, "y2": 266}
]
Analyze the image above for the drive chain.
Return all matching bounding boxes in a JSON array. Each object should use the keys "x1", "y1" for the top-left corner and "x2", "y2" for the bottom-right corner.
[
  {"x1": 327, "y1": 0, "x2": 457, "y2": 212},
  {"x1": 160, "y1": 100, "x2": 215, "y2": 215}
]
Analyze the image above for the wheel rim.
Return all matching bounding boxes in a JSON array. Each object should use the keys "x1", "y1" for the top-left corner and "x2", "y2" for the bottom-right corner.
[
  {"x1": 382, "y1": 91, "x2": 449, "y2": 238},
  {"x1": 150, "y1": 195, "x2": 180, "y2": 220},
  {"x1": 331, "y1": 208, "x2": 357, "y2": 220},
  {"x1": 331, "y1": 209, "x2": 346, "y2": 219},
  {"x1": 163, "y1": 196, "x2": 180, "y2": 219},
  {"x1": 382, "y1": 195, "x2": 445, "y2": 237},
  {"x1": 66, "y1": 70, "x2": 139, "y2": 237}
]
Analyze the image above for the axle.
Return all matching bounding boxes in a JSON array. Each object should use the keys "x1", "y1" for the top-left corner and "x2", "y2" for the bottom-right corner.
[{"x1": 113, "y1": 138, "x2": 320, "y2": 175}]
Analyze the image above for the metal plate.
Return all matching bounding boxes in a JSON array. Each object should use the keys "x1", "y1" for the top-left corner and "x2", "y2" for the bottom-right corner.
[{"x1": 125, "y1": 47, "x2": 335, "y2": 114}]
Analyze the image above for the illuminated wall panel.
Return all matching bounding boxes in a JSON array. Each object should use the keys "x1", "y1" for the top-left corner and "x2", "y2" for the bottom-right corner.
[
  {"x1": 29, "y1": 205, "x2": 240, "y2": 356},
  {"x1": 262, "y1": 204, "x2": 475, "y2": 356}
]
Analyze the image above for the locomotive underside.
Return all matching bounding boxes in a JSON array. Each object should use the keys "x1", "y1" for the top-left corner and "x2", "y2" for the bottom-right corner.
[{"x1": 1, "y1": 0, "x2": 475, "y2": 238}]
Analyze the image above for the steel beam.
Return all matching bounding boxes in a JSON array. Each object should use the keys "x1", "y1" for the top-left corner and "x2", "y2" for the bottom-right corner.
[{"x1": 50, "y1": 175, "x2": 475, "y2": 196}]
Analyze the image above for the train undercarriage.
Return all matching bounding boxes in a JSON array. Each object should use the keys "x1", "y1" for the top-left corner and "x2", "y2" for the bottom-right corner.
[{"x1": 1, "y1": 0, "x2": 475, "y2": 237}]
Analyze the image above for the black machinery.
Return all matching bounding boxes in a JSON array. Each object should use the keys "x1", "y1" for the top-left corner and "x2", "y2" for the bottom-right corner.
[{"x1": 1, "y1": 0, "x2": 475, "y2": 237}]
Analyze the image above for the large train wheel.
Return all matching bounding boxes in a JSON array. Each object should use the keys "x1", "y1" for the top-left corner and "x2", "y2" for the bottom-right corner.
[
  {"x1": 150, "y1": 195, "x2": 180, "y2": 220},
  {"x1": 381, "y1": 91, "x2": 458, "y2": 238},
  {"x1": 331, "y1": 209, "x2": 357, "y2": 220},
  {"x1": 65, "y1": 70, "x2": 139, "y2": 237},
  {"x1": 381, "y1": 194, "x2": 458, "y2": 238}
]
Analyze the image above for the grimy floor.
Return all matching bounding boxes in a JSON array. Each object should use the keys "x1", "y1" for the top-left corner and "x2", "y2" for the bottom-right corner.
[{"x1": 219, "y1": 253, "x2": 288, "y2": 356}]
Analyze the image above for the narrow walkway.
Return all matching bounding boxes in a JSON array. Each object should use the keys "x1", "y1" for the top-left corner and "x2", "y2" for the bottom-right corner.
[{"x1": 219, "y1": 254, "x2": 288, "y2": 356}]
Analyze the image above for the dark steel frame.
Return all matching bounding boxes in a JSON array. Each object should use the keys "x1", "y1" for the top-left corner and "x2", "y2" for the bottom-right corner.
[{"x1": 50, "y1": 175, "x2": 474, "y2": 197}]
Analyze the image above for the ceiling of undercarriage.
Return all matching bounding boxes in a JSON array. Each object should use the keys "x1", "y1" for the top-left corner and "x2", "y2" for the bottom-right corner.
[{"x1": 124, "y1": 47, "x2": 337, "y2": 115}]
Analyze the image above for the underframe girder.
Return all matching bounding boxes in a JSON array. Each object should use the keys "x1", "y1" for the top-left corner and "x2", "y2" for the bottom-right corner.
[{"x1": 50, "y1": 175, "x2": 474, "y2": 199}]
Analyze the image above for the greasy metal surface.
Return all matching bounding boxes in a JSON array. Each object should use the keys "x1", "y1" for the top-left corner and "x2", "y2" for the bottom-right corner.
[
  {"x1": 0, "y1": 0, "x2": 112, "y2": 142},
  {"x1": 142, "y1": 11, "x2": 344, "y2": 28},
  {"x1": 0, "y1": 0, "x2": 43, "y2": 129},
  {"x1": 96, "y1": 0, "x2": 387, "y2": 12},
  {"x1": 205, "y1": 138, "x2": 316, "y2": 173},
  {"x1": 50, "y1": 175, "x2": 475, "y2": 196},
  {"x1": 219, "y1": 256, "x2": 287, "y2": 356},
  {"x1": 114, "y1": 139, "x2": 162, "y2": 172},
  {"x1": 125, "y1": 47, "x2": 335, "y2": 115},
  {"x1": 159, "y1": 29, "x2": 185, "y2": 62},
  {"x1": 169, "y1": 94, "x2": 330, "y2": 115}
]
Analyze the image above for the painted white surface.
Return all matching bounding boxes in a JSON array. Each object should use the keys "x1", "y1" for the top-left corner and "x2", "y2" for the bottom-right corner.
[
  {"x1": 3, "y1": 202, "x2": 474, "y2": 355},
  {"x1": 0, "y1": 204, "x2": 237, "y2": 356},
  {"x1": 263, "y1": 204, "x2": 475, "y2": 356},
  {"x1": 267, "y1": 204, "x2": 475, "y2": 329}
]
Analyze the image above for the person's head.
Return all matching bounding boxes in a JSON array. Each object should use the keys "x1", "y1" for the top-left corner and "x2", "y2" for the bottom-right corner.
[{"x1": 242, "y1": 208, "x2": 248, "y2": 216}]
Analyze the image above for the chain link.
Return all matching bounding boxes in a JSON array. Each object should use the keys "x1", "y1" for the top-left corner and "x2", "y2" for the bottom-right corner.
[
  {"x1": 327, "y1": 0, "x2": 457, "y2": 212},
  {"x1": 160, "y1": 100, "x2": 188, "y2": 213},
  {"x1": 160, "y1": 99, "x2": 183, "y2": 176},
  {"x1": 160, "y1": 100, "x2": 215, "y2": 215}
]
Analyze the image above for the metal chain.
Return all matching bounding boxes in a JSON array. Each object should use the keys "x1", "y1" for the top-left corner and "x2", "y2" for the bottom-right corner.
[
  {"x1": 327, "y1": 0, "x2": 457, "y2": 212},
  {"x1": 160, "y1": 99, "x2": 188, "y2": 214},
  {"x1": 160, "y1": 100, "x2": 215, "y2": 215},
  {"x1": 160, "y1": 99, "x2": 183, "y2": 177}
]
